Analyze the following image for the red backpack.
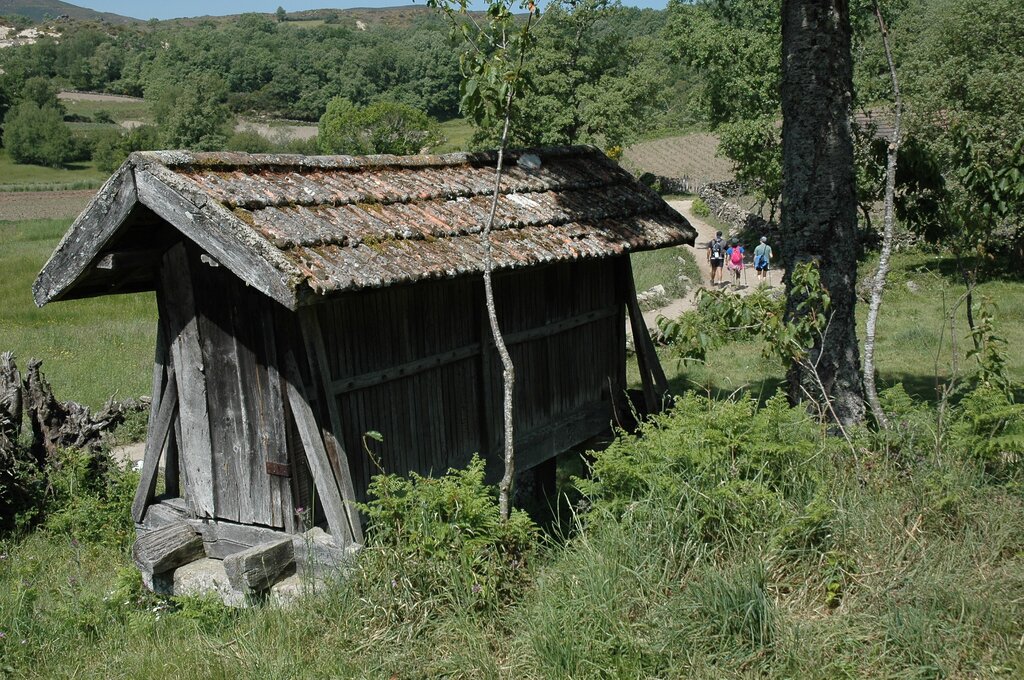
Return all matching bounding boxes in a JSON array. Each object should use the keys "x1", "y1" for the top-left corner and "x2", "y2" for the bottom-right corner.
[{"x1": 730, "y1": 247, "x2": 743, "y2": 265}]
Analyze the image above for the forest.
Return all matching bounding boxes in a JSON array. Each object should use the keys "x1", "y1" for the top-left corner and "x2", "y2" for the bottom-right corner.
[{"x1": 0, "y1": 0, "x2": 1023, "y2": 677}]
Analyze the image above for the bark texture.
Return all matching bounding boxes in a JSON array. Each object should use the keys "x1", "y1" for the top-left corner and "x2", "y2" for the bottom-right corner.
[
  {"x1": 24, "y1": 359, "x2": 144, "y2": 464},
  {"x1": 781, "y1": 0, "x2": 865, "y2": 425},
  {"x1": 0, "y1": 352, "x2": 23, "y2": 460},
  {"x1": 863, "y1": 1, "x2": 902, "y2": 428}
]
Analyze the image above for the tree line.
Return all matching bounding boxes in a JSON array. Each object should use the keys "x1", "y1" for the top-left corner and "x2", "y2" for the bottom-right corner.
[{"x1": 0, "y1": 3, "x2": 681, "y2": 169}]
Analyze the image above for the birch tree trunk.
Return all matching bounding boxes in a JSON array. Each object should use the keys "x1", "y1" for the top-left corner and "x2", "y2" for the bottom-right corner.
[
  {"x1": 488, "y1": 97, "x2": 518, "y2": 521},
  {"x1": 780, "y1": 0, "x2": 865, "y2": 425},
  {"x1": 863, "y1": 1, "x2": 902, "y2": 429}
]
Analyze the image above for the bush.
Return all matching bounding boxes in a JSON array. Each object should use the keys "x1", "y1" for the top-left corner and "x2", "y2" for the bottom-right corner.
[
  {"x1": 319, "y1": 97, "x2": 440, "y2": 155},
  {"x1": 224, "y1": 129, "x2": 272, "y2": 153},
  {"x1": 2, "y1": 102, "x2": 74, "y2": 167},
  {"x1": 691, "y1": 197, "x2": 711, "y2": 217},
  {"x1": 92, "y1": 124, "x2": 161, "y2": 173},
  {"x1": 42, "y1": 449, "x2": 137, "y2": 548},
  {"x1": 361, "y1": 455, "x2": 538, "y2": 614}
]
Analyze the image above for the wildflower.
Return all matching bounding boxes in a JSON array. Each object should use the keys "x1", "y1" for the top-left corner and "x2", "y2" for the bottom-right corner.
[
  {"x1": 471, "y1": 583, "x2": 482, "y2": 594},
  {"x1": 0, "y1": 631, "x2": 6, "y2": 639}
]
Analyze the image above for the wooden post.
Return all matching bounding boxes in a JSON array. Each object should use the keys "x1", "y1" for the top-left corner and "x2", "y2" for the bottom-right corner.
[
  {"x1": 623, "y1": 257, "x2": 669, "y2": 413},
  {"x1": 223, "y1": 537, "x2": 294, "y2": 595},
  {"x1": 131, "y1": 368, "x2": 178, "y2": 523},
  {"x1": 297, "y1": 310, "x2": 363, "y2": 544},
  {"x1": 132, "y1": 521, "x2": 204, "y2": 574},
  {"x1": 283, "y1": 350, "x2": 357, "y2": 547}
]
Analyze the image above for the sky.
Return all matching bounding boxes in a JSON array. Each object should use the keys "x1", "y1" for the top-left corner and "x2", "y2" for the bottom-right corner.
[{"x1": 70, "y1": 0, "x2": 670, "y2": 21}]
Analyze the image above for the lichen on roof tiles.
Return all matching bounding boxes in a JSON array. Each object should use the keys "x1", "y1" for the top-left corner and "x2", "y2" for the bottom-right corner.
[{"x1": 134, "y1": 146, "x2": 696, "y2": 296}]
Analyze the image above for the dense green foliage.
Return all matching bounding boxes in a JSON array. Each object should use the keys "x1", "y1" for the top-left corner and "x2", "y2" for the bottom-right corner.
[
  {"x1": 318, "y1": 98, "x2": 440, "y2": 155},
  {"x1": 2, "y1": 101, "x2": 73, "y2": 166},
  {"x1": 510, "y1": 0, "x2": 669, "y2": 150},
  {"x1": 1, "y1": 379, "x2": 1022, "y2": 677}
]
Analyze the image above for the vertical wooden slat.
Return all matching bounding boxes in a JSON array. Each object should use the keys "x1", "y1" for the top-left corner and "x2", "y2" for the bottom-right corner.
[
  {"x1": 159, "y1": 242, "x2": 215, "y2": 518},
  {"x1": 257, "y1": 304, "x2": 293, "y2": 532},
  {"x1": 193, "y1": 265, "x2": 242, "y2": 523}
]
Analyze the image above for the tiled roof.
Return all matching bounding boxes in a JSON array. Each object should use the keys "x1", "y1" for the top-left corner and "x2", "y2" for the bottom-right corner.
[{"x1": 34, "y1": 147, "x2": 696, "y2": 310}]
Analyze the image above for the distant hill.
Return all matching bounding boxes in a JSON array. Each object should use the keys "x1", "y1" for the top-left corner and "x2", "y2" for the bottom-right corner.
[{"x1": 1, "y1": 0, "x2": 138, "y2": 23}]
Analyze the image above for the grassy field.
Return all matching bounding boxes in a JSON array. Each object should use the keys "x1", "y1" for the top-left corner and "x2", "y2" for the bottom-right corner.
[
  {"x1": 1, "y1": 379, "x2": 1021, "y2": 678},
  {"x1": 0, "y1": 152, "x2": 107, "y2": 192},
  {"x1": 640, "y1": 251, "x2": 1024, "y2": 404},
  {"x1": 1, "y1": 206, "x2": 1023, "y2": 678},
  {"x1": 59, "y1": 96, "x2": 153, "y2": 126},
  {"x1": 0, "y1": 218, "x2": 156, "y2": 409},
  {"x1": 436, "y1": 118, "x2": 475, "y2": 153}
]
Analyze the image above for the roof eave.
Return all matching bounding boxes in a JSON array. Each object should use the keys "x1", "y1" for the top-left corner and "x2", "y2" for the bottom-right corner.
[
  {"x1": 33, "y1": 162, "x2": 138, "y2": 307},
  {"x1": 131, "y1": 156, "x2": 304, "y2": 310}
]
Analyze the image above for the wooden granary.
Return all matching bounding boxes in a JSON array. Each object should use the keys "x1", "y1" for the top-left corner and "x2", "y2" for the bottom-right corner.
[{"x1": 34, "y1": 147, "x2": 695, "y2": 595}]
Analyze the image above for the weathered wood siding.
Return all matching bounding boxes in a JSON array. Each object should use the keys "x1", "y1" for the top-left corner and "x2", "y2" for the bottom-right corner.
[
  {"x1": 304, "y1": 257, "x2": 625, "y2": 501},
  {"x1": 156, "y1": 243, "x2": 292, "y2": 529}
]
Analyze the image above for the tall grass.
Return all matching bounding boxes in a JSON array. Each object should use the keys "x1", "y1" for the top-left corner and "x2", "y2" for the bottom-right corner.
[
  {"x1": 2, "y1": 384, "x2": 1021, "y2": 678},
  {"x1": 0, "y1": 219, "x2": 155, "y2": 408}
]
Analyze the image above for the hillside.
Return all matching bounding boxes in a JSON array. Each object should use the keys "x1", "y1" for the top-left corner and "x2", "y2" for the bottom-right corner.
[{"x1": 0, "y1": 0, "x2": 137, "y2": 23}]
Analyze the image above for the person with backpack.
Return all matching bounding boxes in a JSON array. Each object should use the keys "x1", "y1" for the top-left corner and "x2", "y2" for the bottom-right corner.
[
  {"x1": 707, "y1": 230, "x2": 725, "y2": 285},
  {"x1": 753, "y1": 236, "x2": 773, "y2": 284},
  {"x1": 726, "y1": 238, "x2": 744, "y2": 286}
]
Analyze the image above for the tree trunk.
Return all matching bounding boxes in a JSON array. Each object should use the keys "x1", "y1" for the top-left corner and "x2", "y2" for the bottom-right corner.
[
  {"x1": 863, "y1": 0, "x2": 902, "y2": 429},
  {"x1": 780, "y1": 0, "x2": 865, "y2": 425},
  {"x1": 24, "y1": 359, "x2": 144, "y2": 464},
  {"x1": 0, "y1": 352, "x2": 24, "y2": 460}
]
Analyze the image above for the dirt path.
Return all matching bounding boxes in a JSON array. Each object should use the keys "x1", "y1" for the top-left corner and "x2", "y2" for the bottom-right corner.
[
  {"x1": 639, "y1": 199, "x2": 782, "y2": 330},
  {"x1": 57, "y1": 91, "x2": 144, "y2": 103}
]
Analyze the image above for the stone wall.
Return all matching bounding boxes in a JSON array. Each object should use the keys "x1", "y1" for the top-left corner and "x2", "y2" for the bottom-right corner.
[{"x1": 697, "y1": 182, "x2": 783, "y2": 251}]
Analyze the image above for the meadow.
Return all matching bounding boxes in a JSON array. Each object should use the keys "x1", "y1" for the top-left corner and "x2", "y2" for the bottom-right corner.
[{"x1": 1, "y1": 196, "x2": 1023, "y2": 679}]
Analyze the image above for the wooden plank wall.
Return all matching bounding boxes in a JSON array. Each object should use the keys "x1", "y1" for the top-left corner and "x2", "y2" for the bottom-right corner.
[
  {"x1": 306, "y1": 258, "x2": 624, "y2": 501},
  {"x1": 164, "y1": 244, "x2": 291, "y2": 530}
]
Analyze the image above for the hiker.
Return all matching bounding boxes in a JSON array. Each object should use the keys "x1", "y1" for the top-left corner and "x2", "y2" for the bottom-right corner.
[
  {"x1": 726, "y1": 238, "x2": 744, "y2": 286},
  {"x1": 707, "y1": 230, "x2": 725, "y2": 285},
  {"x1": 753, "y1": 236, "x2": 773, "y2": 283}
]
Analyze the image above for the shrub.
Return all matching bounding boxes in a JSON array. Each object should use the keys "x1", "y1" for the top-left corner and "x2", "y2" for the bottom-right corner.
[
  {"x1": 361, "y1": 455, "x2": 538, "y2": 614},
  {"x1": 42, "y1": 449, "x2": 137, "y2": 548},
  {"x1": 225, "y1": 129, "x2": 272, "y2": 153},
  {"x1": 949, "y1": 384, "x2": 1024, "y2": 480},
  {"x1": 92, "y1": 124, "x2": 161, "y2": 173},
  {"x1": 691, "y1": 196, "x2": 711, "y2": 217},
  {"x1": 2, "y1": 102, "x2": 74, "y2": 167},
  {"x1": 319, "y1": 97, "x2": 440, "y2": 155}
]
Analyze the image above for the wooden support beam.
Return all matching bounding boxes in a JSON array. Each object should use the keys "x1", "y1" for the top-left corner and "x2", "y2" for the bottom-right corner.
[
  {"x1": 94, "y1": 249, "x2": 162, "y2": 272},
  {"x1": 283, "y1": 350, "x2": 357, "y2": 547},
  {"x1": 298, "y1": 311, "x2": 364, "y2": 544},
  {"x1": 159, "y1": 242, "x2": 215, "y2": 518},
  {"x1": 132, "y1": 521, "x2": 204, "y2": 574},
  {"x1": 223, "y1": 537, "x2": 294, "y2": 595},
  {"x1": 131, "y1": 367, "x2": 178, "y2": 523},
  {"x1": 623, "y1": 257, "x2": 669, "y2": 412},
  {"x1": 331, "y1": 342, "x2": 481, "y2": 395},
  {"x1": 324, "y1": 307, "x2": 619, "y2": 399}
]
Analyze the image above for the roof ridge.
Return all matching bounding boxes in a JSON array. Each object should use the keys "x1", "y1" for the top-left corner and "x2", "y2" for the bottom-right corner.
[{"x1": 133, "y1": 145, "x2": 607, "y2": 171}]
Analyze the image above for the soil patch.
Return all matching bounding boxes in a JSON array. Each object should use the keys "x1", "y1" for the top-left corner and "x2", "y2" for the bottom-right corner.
[{"x1": 0, "y1": 190, "x2": 96, "y2": 221}]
